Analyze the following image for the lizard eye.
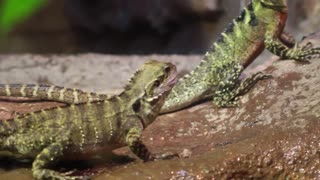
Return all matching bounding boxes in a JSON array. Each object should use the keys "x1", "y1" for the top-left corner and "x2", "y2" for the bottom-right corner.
[
  {"x1": 132, "y1": 100, "x2": 141, "y2": 112},
  {"x1": 153, "y1": 80, "x2": 161, "y2": 88},
  {"x1": 164, "y1": 66, "x2": 171, "y2": 74}
]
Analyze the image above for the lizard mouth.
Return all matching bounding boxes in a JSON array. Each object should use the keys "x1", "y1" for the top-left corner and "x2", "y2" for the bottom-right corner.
[
  {"x1": 159, "y1": 65, "x2": 178, "y2": 94},
  {"x1": 166, "y1": 69, "x2": 178, "y2": 88},
  {"x1": 152, "y1": 64, "x2": 178, "y2": 99}
]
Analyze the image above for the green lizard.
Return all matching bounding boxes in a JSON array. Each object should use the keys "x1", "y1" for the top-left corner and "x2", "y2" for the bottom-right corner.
[
  {"x1": 1, "y1": 0, "x2": 320, "y2": 113},
  {"x1": 0, "y1": 60, "x2": 177, "y2": 180},
  {"x1": 161, "y1": 0, "x2": 320, "y2": 113}
]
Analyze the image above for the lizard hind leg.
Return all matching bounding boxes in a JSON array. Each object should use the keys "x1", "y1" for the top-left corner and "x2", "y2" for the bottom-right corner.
[
  {"x1": 211, "y1": 61, "x2": 243, "y2": 108},
  {"x1": 213, "y1": 71, "x2": 271, "y2": 108},
  {"x1": 126, "y1": 127, "x2": 151, "y2": 161}
]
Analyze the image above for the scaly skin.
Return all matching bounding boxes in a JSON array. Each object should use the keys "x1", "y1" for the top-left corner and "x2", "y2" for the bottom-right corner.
[
  {"x1": 0, "y1": 60, "x2": 177, "y2": 180},
  {"x1": 160, "y1": 0, "x2": 320, "y2": 113},
  {"x1": 1, "y1": 0, "x2": 320, "y2": 114}
]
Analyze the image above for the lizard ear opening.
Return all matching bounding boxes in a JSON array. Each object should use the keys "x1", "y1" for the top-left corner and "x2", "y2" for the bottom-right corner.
[{"x1": 132, "y1": 100, "x2": 141, "y2": 113}]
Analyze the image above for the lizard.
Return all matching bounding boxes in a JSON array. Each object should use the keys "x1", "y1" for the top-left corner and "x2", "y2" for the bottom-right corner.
[
  {"x1": 0, "y1": 60, "x2": 178, "y2": 180},
  {"x1": 1, "y1": 0, "x2": 320, "y2": 113},
  {"x1": 160, "y1": 0, "x2": 320, "y2": 113}
]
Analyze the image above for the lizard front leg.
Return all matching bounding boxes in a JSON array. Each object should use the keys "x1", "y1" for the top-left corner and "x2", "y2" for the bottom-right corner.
[
  {"x1": 32, "y1": 141, "x2": 87, "y2": 180},
  {"x1": 265, "y1": 34, "x2": 320, "y2": 62},
  {"x1": 126, "y1": 127, "x2": 152, "y2": 161},
  {"x1": 126, "y1": 127, "x2": 176, "y2": 161},
  {"x1": 280, "y1": 31, "x2": 314, "y2": 51}
]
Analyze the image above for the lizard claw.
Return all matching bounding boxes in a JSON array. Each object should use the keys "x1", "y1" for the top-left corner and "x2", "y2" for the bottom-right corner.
[
  {"x1": 259, "y1": 74, "x2": 273, "y2": 80},
  {"x1": 61, "y1": 170, "x2": 77, "y2": 176},
  {"x1": 301, "y1": 42, "x2": 313, "y2": 50},
  {"x1": 213, "y1": 96, "x2": 239, "y2": 108},
  {"x1": 60, "y1": 170, "x2": 91, "y2": 180},
  {"x1": 294, "y1": 57, "x2": 311, "y2": 64},
  {"x1": 151, "y1": 152, "x2": 179, "y2": 160}
]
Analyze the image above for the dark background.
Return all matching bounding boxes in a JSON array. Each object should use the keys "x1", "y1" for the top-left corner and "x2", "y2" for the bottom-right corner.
[{"x1": 0, "y1": 0, "x2": 319, "y2": 54}]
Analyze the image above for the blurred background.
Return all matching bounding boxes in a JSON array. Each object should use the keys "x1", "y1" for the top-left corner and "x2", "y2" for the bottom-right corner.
[{"x1": 0, "y1": 0, "x2": 319, "y2": 54}]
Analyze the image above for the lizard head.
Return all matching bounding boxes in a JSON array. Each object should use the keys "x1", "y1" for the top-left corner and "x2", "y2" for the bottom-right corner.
[
  {"x1": 259, "y1": 0, "x2": 287, "y2": 12},
  {"x1": 142, "y1": 60, "x2": 177, "y2": 100},
  {"x1": 125, "y1": 60, "x2": 177, "y2": 127}
]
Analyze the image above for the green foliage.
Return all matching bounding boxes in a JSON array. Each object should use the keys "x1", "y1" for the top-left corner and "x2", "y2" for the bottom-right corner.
[{"x1": 0, "y1": 0, "x2": 47, "y2": 34}]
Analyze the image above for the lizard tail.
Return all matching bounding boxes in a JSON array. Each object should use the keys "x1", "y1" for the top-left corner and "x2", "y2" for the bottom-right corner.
[{"x1": 0, "y1": 84, "x2": 108, "y2": 104}]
